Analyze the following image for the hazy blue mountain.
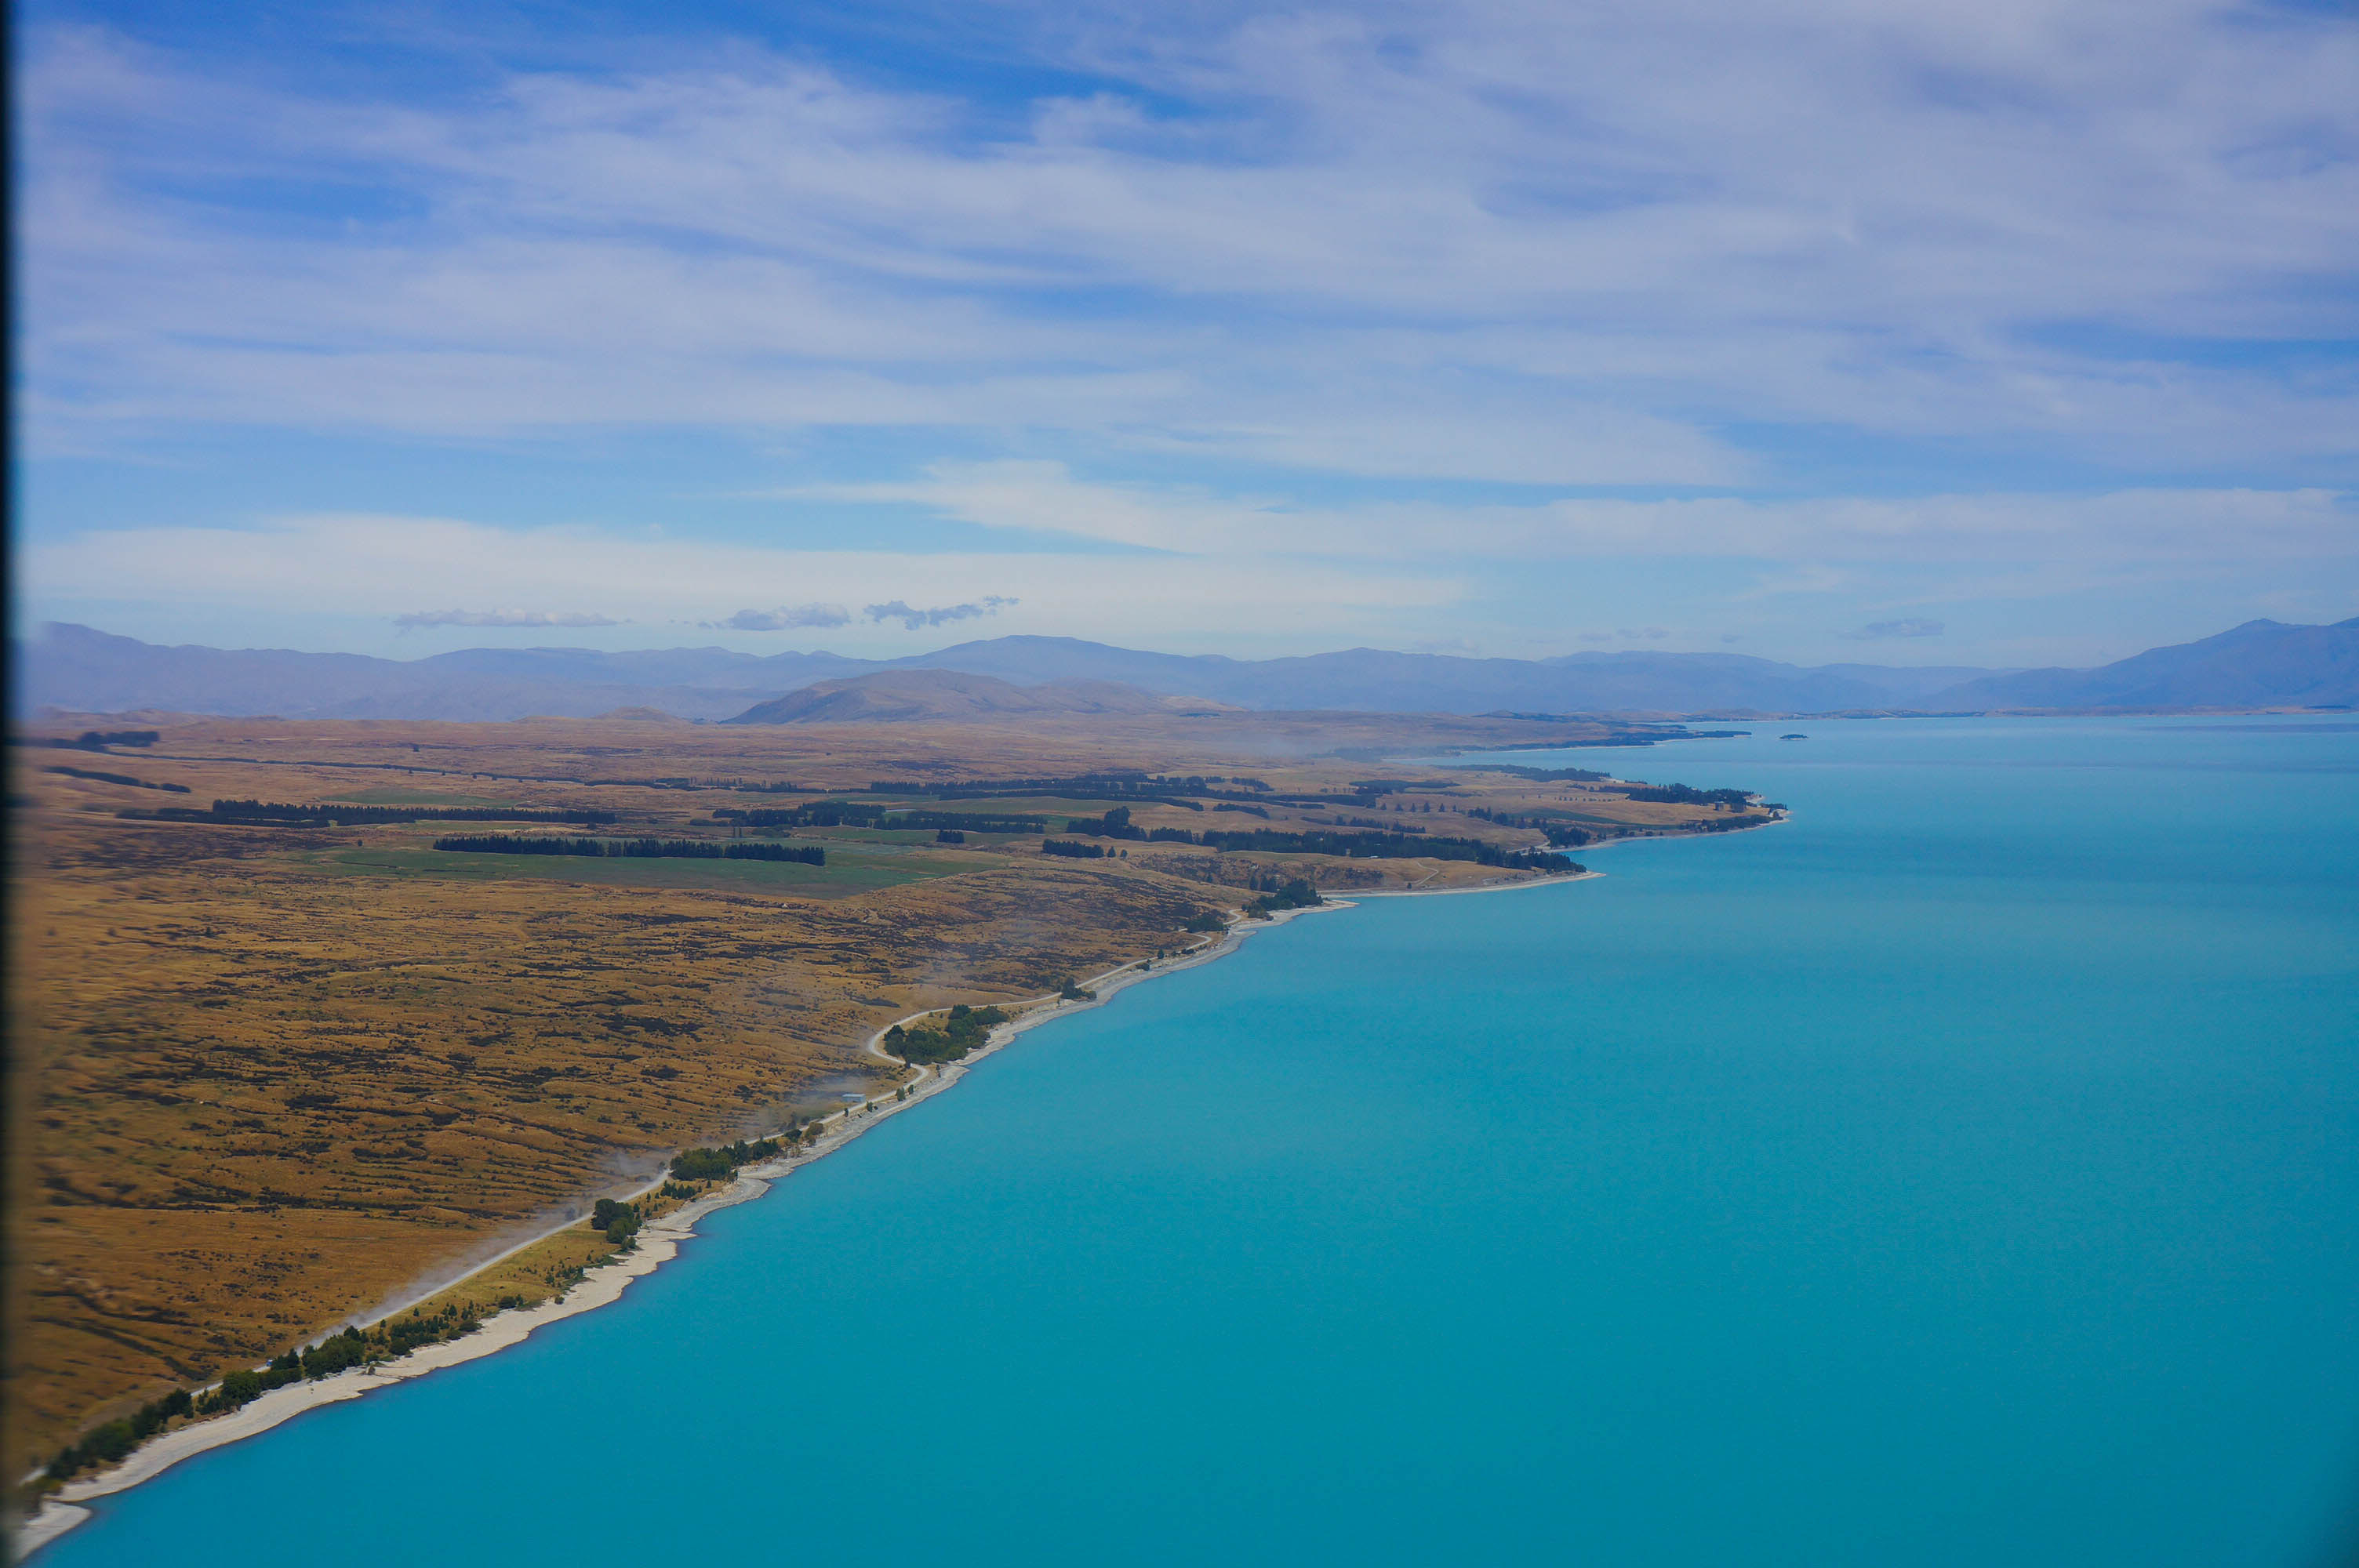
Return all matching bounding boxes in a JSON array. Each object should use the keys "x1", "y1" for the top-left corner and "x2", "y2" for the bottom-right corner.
[
  {"x1": 13, "y1": 622, "x2": 804, "y2": 722},
  {"x1": 894, "y1": 637, "x2": 1918, "y2": 713},
  {"x1": 880, "y1": 635, "x2": 1236, "y2": 691},
  {"x1": 414, "y1": 644, "x2": 874, "y2": 688},
  {"x1": 1809, "y1": 664, "x2": 2013, "y2": 702},
  {"x1": 23, "y1": 622, "x2": 427, "y2": 717},
  {"x1": 18, "y1": 617, "x2": 2354, "y2": 722},
  {"x1": 1928, "y1": 619, "x2": 2359, "y2": 710},
  {"x1": 726, "y1": 670, "x2": 1238, "y2": 724}
]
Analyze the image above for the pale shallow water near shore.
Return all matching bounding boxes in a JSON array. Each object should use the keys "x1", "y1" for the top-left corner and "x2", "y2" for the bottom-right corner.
[{"x1": 35, "y1": 716, "x2": 2359, "y2": 1567}]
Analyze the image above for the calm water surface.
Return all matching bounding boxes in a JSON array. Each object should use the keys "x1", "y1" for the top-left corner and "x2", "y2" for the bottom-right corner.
[{"x1": 44, "y1": 717, "x2": 2359, "y2": 1566}]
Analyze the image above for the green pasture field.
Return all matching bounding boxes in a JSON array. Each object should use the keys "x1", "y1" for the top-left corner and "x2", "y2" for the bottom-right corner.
[
  {"x1": 296, "y1": 845, "x2": 969, "y2": 896},
  {"x1": 793, "y1": 827, "x2": 954, "y2": 847},
  {"x1": 798, "y1": 825, "x2": 1039, "y2": 848},
  {"x1": 867, "y1": 795, "x2": 1144, "y2": 818}
]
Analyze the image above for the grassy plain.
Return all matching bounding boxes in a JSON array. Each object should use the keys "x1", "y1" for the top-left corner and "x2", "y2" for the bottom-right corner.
[
  {"x1": 320, "y1": 787, "x2": 525, "y2": 807},
  {"x1": 6, "y1": 706, "x2": 1757, "y2": 1482}
]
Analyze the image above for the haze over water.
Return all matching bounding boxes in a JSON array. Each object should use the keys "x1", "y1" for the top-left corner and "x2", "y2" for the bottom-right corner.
[{"x1": 44, "y1": 717, "x2": 2359, "y2": 1566}]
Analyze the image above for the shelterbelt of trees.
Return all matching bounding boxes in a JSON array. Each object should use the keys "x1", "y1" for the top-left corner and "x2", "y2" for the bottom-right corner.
[
  {"x1": 42, "y1": 765, "x2": 190, "y2": 793},
  {"x1": 869, "y1": 771, "x2": 1269, "y2": 804},
  {"x1": 41, "y1": 1303, "x2": 514, "y2": 1485},
  {"x1": 885, "y1": 1004, "x2": 1011, "y2": 1065},
  {"x1": 27, "y1": 731, "x2": 162, "y2": 751},
  {"x1": 668, "y1": 1137, "x2": 791, "y2": 1181},
  {"x1": 1614, "y1": 783, "x2": 1754, "y2": 808},
  {"x1": 1243, "y1": 879, "x2": 1325, "y2": 918},
  {"x1": 718, "y1": 803, "x2": 1048, "y2": 833},
  {"x1": 1065, "y1": 808, "x2": 1581, "y2": 872}
]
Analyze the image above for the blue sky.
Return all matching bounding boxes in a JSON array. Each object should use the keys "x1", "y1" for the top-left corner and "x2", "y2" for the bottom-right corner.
[{"x1": 13, "y1": 0, "x2": 2358, "y2": 666}]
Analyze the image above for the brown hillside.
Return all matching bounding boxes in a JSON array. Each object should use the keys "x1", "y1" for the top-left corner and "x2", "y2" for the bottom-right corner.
[{"x1": 725, "y1": 669, "x2": 1238, "y2": 724}]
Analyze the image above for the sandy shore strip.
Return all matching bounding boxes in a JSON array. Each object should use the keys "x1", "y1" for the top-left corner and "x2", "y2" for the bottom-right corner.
[{"x1": 13, "y1": 873, "x2": 1587, "y2": 1557}]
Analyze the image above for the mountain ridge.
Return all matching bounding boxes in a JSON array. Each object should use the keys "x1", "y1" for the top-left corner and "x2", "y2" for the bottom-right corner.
[
  {"x1": 1930, "y1": 618, "x2": 2359, "y2": 711},
  {"x1": 725, "y1": 670, "x2": 1243, "y2": 724},
  {"x1": 16, "y1": 617, "x2": 2357, "y2": 722}
]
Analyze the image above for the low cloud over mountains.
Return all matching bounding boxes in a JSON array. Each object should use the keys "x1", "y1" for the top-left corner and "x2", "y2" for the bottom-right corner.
[{"x1": 862, "y1": 597, "x2": 1018, "y2": 631}]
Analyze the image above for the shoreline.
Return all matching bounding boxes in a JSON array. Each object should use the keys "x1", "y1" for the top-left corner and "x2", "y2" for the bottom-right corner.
[
  {"x1": 12, "y1": 869, "x2": 1581, "y2": 1558},
  {"x1": 1350, "y1": 869, "x2": 1602, "y2": 898},
  {"x1": 1574, "y1": 811, "x2": 1793, "y2": 855}
]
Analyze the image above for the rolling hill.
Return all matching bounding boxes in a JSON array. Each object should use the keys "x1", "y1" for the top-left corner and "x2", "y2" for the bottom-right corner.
[{"x1": 723, "y1": 670, "x2": 1240, "y2": 724}]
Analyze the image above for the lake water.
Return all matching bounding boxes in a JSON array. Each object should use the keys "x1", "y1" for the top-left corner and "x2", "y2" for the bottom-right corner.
[{"x1": 41, "y1": 717, "x2": 2359, "y2": 1566}]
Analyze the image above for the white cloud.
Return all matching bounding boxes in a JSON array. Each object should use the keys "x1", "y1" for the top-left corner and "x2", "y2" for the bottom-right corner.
[
  {"x1": 13, "y1": 6, "x2": 2359, "y2": 666},
  {"x1": 789, "y1": 462, "x2": 1279, "y2": 552},
  {"x1": 791, "y1": 462, "x2": 2359, "y2": 567},
  {"x1": 15, "y1": 5, "x2": 2356, "y2": 477},
  {"x1": 1841, "y1": 618, "x2": 1946, "y2": 640}
]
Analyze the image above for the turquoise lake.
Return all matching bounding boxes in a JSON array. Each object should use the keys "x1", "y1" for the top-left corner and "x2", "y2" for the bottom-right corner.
[{"x1": 42, "y1": 717, "x2": 2359, "y2": 1566}]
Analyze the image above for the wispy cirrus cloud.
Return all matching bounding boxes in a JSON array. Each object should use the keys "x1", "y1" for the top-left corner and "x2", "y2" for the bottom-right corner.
[{"x1": 811, "y1": 462, "x2": 2358, "y2": 567}]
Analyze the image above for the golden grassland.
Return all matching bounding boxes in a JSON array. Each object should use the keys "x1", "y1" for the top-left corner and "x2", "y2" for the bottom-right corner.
[{"x1": 7, "y1": 708, "x2": 1755, "y2": 1479}]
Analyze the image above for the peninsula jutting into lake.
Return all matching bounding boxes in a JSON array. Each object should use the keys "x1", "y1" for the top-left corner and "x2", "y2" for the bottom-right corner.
[{"x1": 10, "y1": 699, "x2": 1790, "y2": 1541}]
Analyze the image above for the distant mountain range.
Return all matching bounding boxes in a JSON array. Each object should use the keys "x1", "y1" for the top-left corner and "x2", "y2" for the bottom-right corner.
[
  {"x1": 16, "y1": 616, "x2": 2357, "y2": 724},
  {"x1": 1932, "y1": 617, "x2": 2359, "y2": 711}
]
